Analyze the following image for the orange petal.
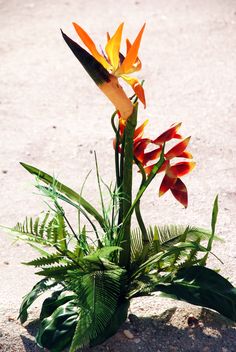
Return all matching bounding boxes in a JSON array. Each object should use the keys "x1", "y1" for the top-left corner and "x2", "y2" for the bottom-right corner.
[
  {"x1": 125, "y1": 39, "x2": 142, "y2": 72},
  {"x1": 165, "y1": 137, "x2": 191, "y2": 159},
  {"x1": 170, "y1": 178, "x2": 188, "y2": 208},
  {"x1": 121, "y1": 75, "x2": 146, "y2": 107},
  {"x1": 143, "y1": 147, "x2": 162, "y2": 165},
  {"x1": 118, "y1": 23, "x2": 145, "y2": 74},
  {"x1": 177, "y1": 151, "x2": 193, "y2": 159},
  {"x1": 159, "y1": 174, "x2": 177, "y2": 196},
  {"x1": 73, "y1": 22, "x2": 112, "y2": 71},
  {"x1": 152, "y1": 122, "x2": 182, "y2": 145},
  {"x1": 134, "y1": 119, "x2": 149, "y2": 141},
  {"x1": 143, "y1": 159, "x2": 168, "y2": 175},
  {"x1": 143, "y1": 164, "x2": 155, "y2": 175},
  {"x1": 168, "y1": 161, "x2": 196, "y2": 178},
  {"x1": 134, "y1": 138, "x2": 150, "y2": 163},
  {"x1": 105, "y1": 23, "x2": 124, "y2": 71},
  {"x1": 173, "y1": 133, "x2": 183, "y2": 139}
]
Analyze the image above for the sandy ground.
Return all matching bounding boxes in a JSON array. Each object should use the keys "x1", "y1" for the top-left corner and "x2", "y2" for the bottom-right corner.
[{"x1": 0, "y1": 0, "x2": 236, "y2": 351}]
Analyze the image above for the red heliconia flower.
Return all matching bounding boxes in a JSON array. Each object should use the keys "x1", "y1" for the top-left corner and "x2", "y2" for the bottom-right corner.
[
  {"x1": 138, "y1": 123, "x2": 195, "y2": 208},
  {"x1": 115, "y1": 117, "x2": 195, "y2": 207}
]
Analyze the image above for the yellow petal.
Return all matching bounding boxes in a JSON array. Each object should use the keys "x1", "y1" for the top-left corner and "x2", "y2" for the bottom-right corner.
[
  {"x1": 105, "y1": 23, "x2": 124, "y2": 71},
  {"x1": 72, "y1": 22, "x2": 112, "y2": 71}
]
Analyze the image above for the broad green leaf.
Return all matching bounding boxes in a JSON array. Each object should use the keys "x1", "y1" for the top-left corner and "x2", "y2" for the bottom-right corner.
[
  {"x1": 36, "y1": 294, "x2": 79, "y2": 352},
  {"x1": 18, "y1": 278, "x2": 58, "y2": 323},
  {"x1": 39, "y1": 291, "x2": 77, "y2": 321},
  {"x1": 20, "y1": 162, "x2": 105, "y2": 230},
  {"x1": 155, "y1": 266, "x2": 236, "y2": 321}
]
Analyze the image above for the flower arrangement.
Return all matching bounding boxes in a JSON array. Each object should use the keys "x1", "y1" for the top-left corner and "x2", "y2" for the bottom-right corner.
[{"x1": 5, "y1": 23, "x2": 236, "y2": 352}]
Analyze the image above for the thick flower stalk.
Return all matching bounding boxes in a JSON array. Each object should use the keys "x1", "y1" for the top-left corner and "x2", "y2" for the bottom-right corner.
[{"x1": 61, "y1": 23, "x2": 146, "y2": 121}]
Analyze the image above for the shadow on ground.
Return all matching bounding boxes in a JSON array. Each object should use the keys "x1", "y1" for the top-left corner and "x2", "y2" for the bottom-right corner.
[{"x1": 21, "y1": 307, "x2": 236, "y2": 352}]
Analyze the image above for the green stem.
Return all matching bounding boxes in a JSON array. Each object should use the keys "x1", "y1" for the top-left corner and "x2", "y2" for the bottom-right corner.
[
  {"x1": 122, "y1": 145, "x2": 165, "y2": 230},
  {"x1": 134, "y1": 158, "x2": 148, "y2": 242},
  {"x1": 118, "y1": 134, "x2": 125, "y2": 226},
  {"x1": 119, "y1": 104, "x2": 138, "y2": 269},
  {"x1": 111, "y1": 112, "x2": 120, "y2": 190}
]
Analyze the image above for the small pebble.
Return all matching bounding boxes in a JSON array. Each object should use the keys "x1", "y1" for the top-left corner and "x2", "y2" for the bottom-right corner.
[
  {"x1": 169, "y1": 346, "x2": 177, "y2": 352},
  {"x1": 123, "y1": 329, "x2": 134, "y2": 339},
  {"x1": 52, "y1": 125, "x2": 57, "y2": 129},
  {"x1": 134, "y1": 338, "x2": 141, "y2": 344},
  {"x1": 222, "y1": 348, "x2": 228, "y2": 352},
  {"x1": 203, "y1": 347, "x2": 210, "y2": 352},
  {"x1": 152, "y1": 320, "x2": 159, "y2": 327},
  {"x1": 7, "y1": 316, "x2": 15, "y2": 322},
  {"x1": 2, "y1": 170, "x2": 7, "y2": 174},
  {"x1": 188, "y1": 328, "x2": 194, "y2": 336},
  {"x1": 3, "y1": 261, "x2": 9, "y2": 265},
  {"x1": 187, "y1": 314, "x2": 199, "y2": 327}
]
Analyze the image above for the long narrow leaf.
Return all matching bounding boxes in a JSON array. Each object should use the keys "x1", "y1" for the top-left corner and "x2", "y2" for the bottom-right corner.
[{"x1": 20, "y1": 163, "x2": 105, "y2": 230}]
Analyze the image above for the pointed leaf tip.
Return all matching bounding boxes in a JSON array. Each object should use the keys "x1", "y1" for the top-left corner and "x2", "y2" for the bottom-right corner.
[{"x1": 61, "y1": 30, "x2": 111, "y2": 86}]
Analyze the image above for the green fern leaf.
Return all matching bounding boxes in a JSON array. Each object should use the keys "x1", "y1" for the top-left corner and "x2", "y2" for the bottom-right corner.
[
  {"x1": 67, "y1": 259, "x2": 127, "y2": 350},
  {"x1": 36, "y1": 264, "x2": 77, "y2": 278},
  {"x1": 23, "y1": 253, "x2": 65, "y2": 268}
]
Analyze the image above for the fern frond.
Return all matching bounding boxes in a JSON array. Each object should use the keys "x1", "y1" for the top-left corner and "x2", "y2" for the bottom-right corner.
[
  {"x1": 36, "y1": 264, "x2": 77, "y2": 278},
  {"x1": 67, "y1": 259, "x2": 126, "y2": 350},
  {"x1": 23, "y1": 253, "x2": 66, "y2": 267},
  {"x1": 9, "y1": 211, "x2": 71, "y2": 252}
]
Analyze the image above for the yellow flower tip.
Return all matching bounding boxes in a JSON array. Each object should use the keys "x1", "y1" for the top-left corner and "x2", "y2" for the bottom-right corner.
[
  {"x1": 105, "y1": 23, "x2": 124, "y2": 70},
  {"x1": 189, "y1": 161, "x2": 196, "y2": 172}
]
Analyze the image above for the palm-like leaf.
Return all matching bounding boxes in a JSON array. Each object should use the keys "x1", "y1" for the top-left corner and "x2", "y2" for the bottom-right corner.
[
  {"x1": 66, "y1": 258, "x2": 127, "y2": 350},
  {"x1": 23, "y1": 253, "x2": 66, "y2": 267},
  {"x1": 7, "y1": 212, "x2": 68, "y2": 249},
  {"x1": 130, "y1": 224, "x2": 213, "y2": 272}
]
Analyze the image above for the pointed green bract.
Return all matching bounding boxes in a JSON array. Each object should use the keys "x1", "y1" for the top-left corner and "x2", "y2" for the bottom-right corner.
[{"x1": 61, "y1": 30, "x2": 110, "y2": 86}]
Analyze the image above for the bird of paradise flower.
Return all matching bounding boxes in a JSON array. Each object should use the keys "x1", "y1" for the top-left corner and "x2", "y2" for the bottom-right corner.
[{"x1": 61, "y1": 22, "x2": 146, "y2": 121}]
